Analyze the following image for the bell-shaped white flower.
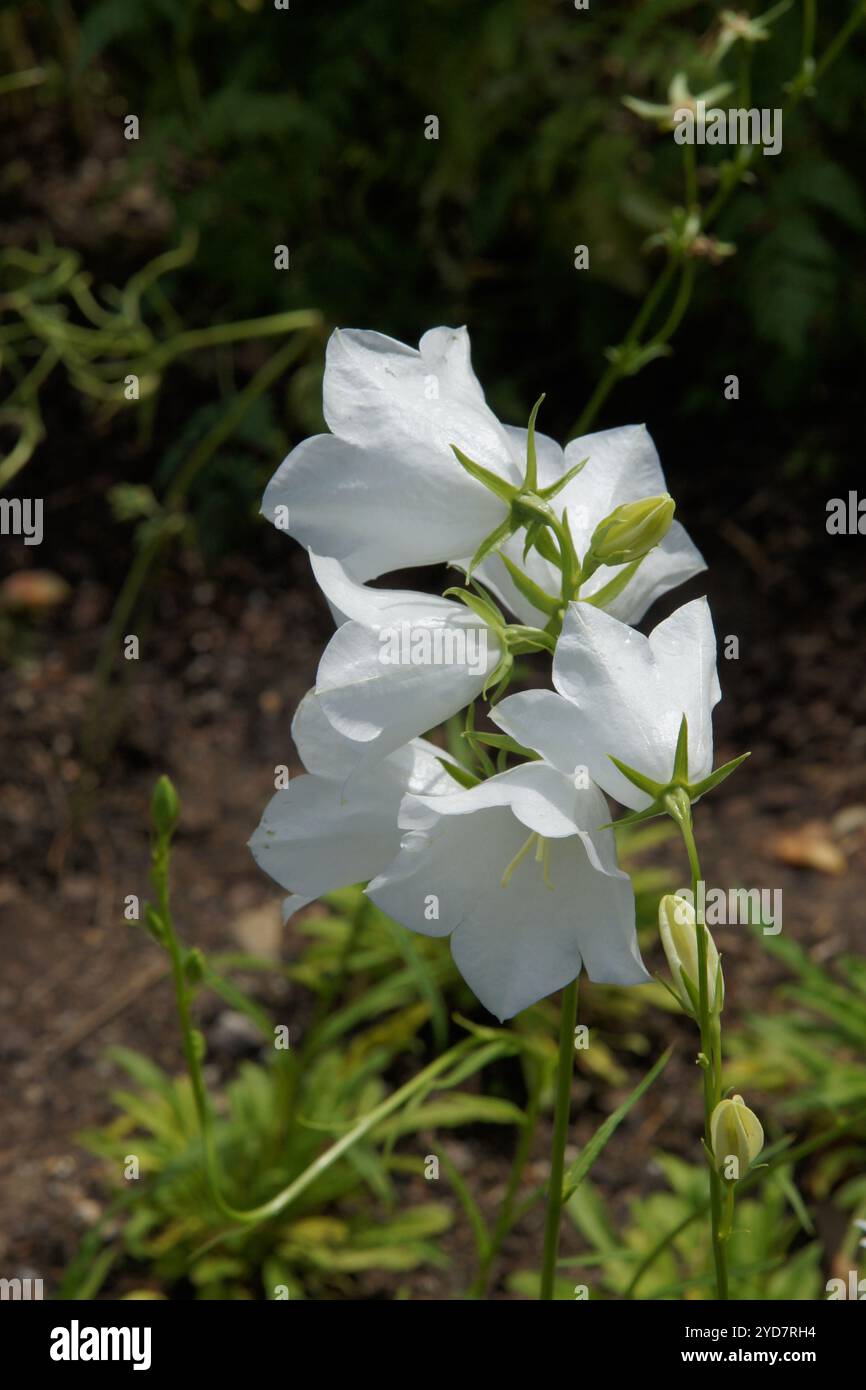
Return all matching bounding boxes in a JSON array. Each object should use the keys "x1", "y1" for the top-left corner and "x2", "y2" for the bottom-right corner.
[
  {"x1": 474, "y1": 423, "x2": 705, "y2": 626},
  {"x1": 310, "y1": 554, "x2": 501, "y2": 772},
  {"x1": 262, "y1": 326, "x2": 518, "y2": 580},
  {"x1": 491, "y1": 597, "x2": 721, "y2": 812},
  {"x1": 248, "y1": 690, "x2": 456, "y2": 921},
  {"x1": 261, "y1": 327, "x2": 704, "y2": 626},
  {"x1": 367, "y1": 761, "x2": 651, "y2": 1020}
]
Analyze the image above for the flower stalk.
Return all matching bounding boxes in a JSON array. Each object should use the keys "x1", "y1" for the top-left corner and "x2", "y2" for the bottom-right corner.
[{"x1": 539, "y1": 977, "x2": 579, "y2": 1300}]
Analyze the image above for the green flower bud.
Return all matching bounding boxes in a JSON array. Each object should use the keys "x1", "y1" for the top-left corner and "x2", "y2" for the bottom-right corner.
[
  {"x1": 183, "y1": 947, "x2": 207, "y2": 986},
  {"x1": 144, "y1": 904, "x2": 167, "y2": 945},
  {"x1": 150, "y1": 775, "x2": 180, "y2": 839},
  {"x1": 588, "y1": 494, "x2": 675, "y2": 569},
  {"x1": 710, "y1": 1095, "x2": 764, "y2": 1183},
  {"x1": 658, "y1": 894, "x2": 724, "y2": 1017}
]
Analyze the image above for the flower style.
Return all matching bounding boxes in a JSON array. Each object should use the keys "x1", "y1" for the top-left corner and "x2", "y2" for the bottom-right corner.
[
  {"x1": 248, "y1": 689, "x2": 457, "y2": 922},
  {"x1": 491, "y1": 597, "x2": 721, "y2": 812},
  {"x1": 367, "y1": 762, "x2": 651, "y2": 1021},
  {"x1": 309, "y1": 553, "x2": 502, "y2": 772}
]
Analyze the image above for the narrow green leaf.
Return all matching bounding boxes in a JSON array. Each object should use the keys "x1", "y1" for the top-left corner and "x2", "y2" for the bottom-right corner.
[{"x1": 562, "y1": 1047, "x2": 673, "y2": 1201}]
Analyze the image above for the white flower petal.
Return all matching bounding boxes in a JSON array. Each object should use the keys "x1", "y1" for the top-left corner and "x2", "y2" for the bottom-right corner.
[
  {"x1": 323, "y1": 327, "x2": 519, "y2": 480},
  {"x1": 249, "y1": 738, "x2": 453, "y2": 900},
  {"x1": 491, "y1": 689, "x2": 585, "y2": 779},
  {"x1": 291, "y1": 689, "x2": 365, "y2": 780},
  {"x1": 310, "y1": 553, "x2": 465, "y2": 628},
  {"x1": 262, "y1": 432, "x2": 506, "y2": 583},
  {"x1": 582, "y1": 520, "x2": 706, "y2": 624},
  {"x1": 473, "y1": 423, "x2": 704, "y2": 625},
  {"x1": 249, "y1": 772, "x2": 398, "y2": 898},
  {"x1": 400, "y1": 761, "x2": 617, "y2": 874},
  {"x1": 559, "y1": 424, "x2": 671, "y2": 538},
  {"x1": 313, "y1": 572, "x2": 499, "y2": 763},
  {"x1": 368, "y1": 794, "x2": 648, "y2": 1020},
  {"x1": 552, "y1": 597, "x2": 720, "y2": 809}
]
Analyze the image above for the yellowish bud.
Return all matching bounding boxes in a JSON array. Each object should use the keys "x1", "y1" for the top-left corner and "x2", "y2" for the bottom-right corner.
[
  {"x1": 710, "y1": 1095, "x2": 764, "y2": 1183},
  {"x1": 588, "y1": 494, "x2": 675, "y2": 568},
  {"x1": 658, "y1": 894, "x2": 723, "y2": 1017}
]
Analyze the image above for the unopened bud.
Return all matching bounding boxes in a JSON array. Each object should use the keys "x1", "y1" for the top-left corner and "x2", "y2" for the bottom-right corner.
[
  {"x1": 183, "y1": 947, "x2": 207, "y2": 986},
  {"x1": 710, "y1": 1095, "x2": 764, "y2": 1182},
  {"x1": 588, "y1": 494, "x2": 675, "y2": 568},
  {"x1": 144, "y1": 905, "x2": 167, "y2": 945},
  {"x1": 658, "y1": 894, "x2": 723, "y2": 1017},
  {"x1": 150, "y1": 775, "x2": 180, "y2": 839}
]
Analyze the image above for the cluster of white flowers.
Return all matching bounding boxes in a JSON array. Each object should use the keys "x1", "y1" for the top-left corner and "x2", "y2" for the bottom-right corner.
[{"x1": 250, "y1": 325, "x2": 727, "y2": 1021}]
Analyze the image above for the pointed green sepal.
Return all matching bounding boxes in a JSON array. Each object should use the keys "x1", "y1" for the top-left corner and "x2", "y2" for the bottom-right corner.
[
  {"x1": 608, "y1": 754, "x2": 667, "y2": 799},
  {"x1": 499, "y1": 553, "x2": 560, "y2": 618},
  {"x1": 689, "y1": 752, "x2": 751, "y2": 800},
  {"x1": 438, "y1": 757, "x2": 481, "y2": 789},
  {"x1": 443, "y1": 585, "x2": 504, "y2": 633},
  {"x1": 463, "y1": 731, "x2": 539, "y2": 760},
  {"x1": 522, "y1": 394, "x2": 546, "y2": 492},
  {"x1": 538, "y1": 455, "x2": 588, "y2": 503},
  {"x1": 504, "y1": 624, "x2": 556, "y2": 654},
  {"x1": 598, "y1": 802, "x2": 668, "y2": 831},
  {"x1": 673, "y1": 712, "x2": 690, "y2": 783},
  {"x1": 465, "y1": 515, "x2": 516, "y2": 578},
  {"x1": 450, "y1": 444, "x2": 515, "y2": 504},
  {"x1": 483, "y1": 652, "x2": 514, "y2": 703},
  {"x1": 522, "y1": 519, "x2": 544, "y2": 564},
  {"x1": 530, "y1": 527, "x2": 562, "y2": 570},
  {"x1": 582, "y1": 557, "x2": 644, "y2": 610}
]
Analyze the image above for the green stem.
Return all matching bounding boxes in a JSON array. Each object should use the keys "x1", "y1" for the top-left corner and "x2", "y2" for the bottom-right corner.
[
  {"x1": 470, "y1": 1058, "x2": 543, "y2": 1298},
  {"x1": 568, "y1": 3, "x2": 866, "y2": 441},
  {"x1": 151, "y1": 832, "x2": 235, "y2": 1223},
  {"x1": 540, "y1": 977, "x2": 579, "y2": 1300},
  {"x1": 814, "y1": 3, "x2": 864, "y2": 81},
  {"x1": 152, "y1": 825, "x2": 486, "y2": 1229},
  {"x1": 571, "y1": 258, "x2": 677, "y2": 438},
  {"x1": 669, "y1": 795, "x2": 729, "y2": 1300},
  {"x1": 625, "y1": 1104, "x2": 866, "y2": 1298},
  {"x1": 801, "y1": 0, "x2": 817, "y2": 66}
]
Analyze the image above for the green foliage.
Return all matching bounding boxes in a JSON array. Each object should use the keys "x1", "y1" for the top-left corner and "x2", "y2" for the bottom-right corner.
[
  {"x1": 68, "y1": 887, "x2": 543, "y2": 1300},
  {"x1": 561, "y1": 1153, "x2": 824, "y2": 1300},
  {"x1": 0, "y1": 236, "x2": 321, "y2": 495},
  {"x1": 11, "y1": 0, "x2": 859, "y2": 464},
  {"x1": 509, "y1": 1153, "x2": 824, "y2": 1300},
  {"x1": 74, "y1": 1042, "x2": 460, "y2": 1300}
]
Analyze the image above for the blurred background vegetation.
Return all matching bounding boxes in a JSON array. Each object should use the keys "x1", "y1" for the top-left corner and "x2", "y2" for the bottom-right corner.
[{"x1": 3, "y1": 0, "x2": 865, "y2": 545}]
